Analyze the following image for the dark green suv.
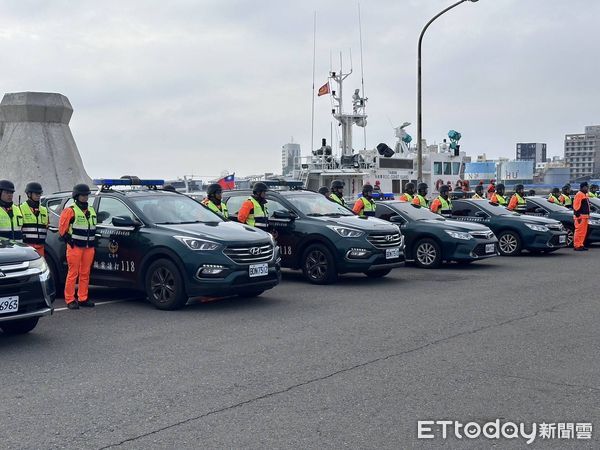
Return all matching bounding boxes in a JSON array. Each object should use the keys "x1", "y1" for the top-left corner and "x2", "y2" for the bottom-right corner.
[
  {"x1": 43, "y1": 181, "x2": 281, "y2": 310},
  {"x1": 222, "y1": 190, "x2": 404, "y2": 284}
]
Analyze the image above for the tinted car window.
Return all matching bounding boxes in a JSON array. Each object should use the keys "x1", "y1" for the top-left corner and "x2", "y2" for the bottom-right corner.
[
  {"x1": 265, "y1": 199, "x2": 288, "y2": 217},
  {"x1": 375, "y1": 204, "x2": 396, "y2": 221},
  {"x1": 224, "y1": 195, "x2": 249, "y2": 217},
  {"x1": 130, "y1": 194, "x2": 221, "y2": 224},
  {"x1": 287, "y1": 193, "x2": 353, "y2": 216},
  {"x1": 97, "y1": 197, "x2": 136, "y2": 225},
  {"x1": 390, "y1": 203, "x2": 444, "y2": 221},
  {"x1": 452, "y1": 202, "x2": 480, "y2": 217}
]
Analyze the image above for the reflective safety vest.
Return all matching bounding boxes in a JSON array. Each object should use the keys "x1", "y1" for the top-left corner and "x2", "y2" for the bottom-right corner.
[
  {"x1": 68, "y1": 205, "x2": 97, "y2": 247},
  {"x1": 493, "y1": 194, "x2": 507, "y2": 206},
  {"x1": 512, "y1": 193, "x2": 527, "y2": 212},
  {"x1": 400, "y1": 193, "x2": 413, "y2": 202},
  {"x1": 245, "y1": 198, "x2": 268, "y2": 229},
  {"x1": 0, "y1": 205, "x2": 23, "y2": 241},
  {"x1": 560, "y1": 194, "x2": 572, "y2": 207},
  {"x1": 202, "y1": 198, "x2": 228, "y2": 219},
  {"x1": 434, "y1": 196, "x2": 452, "y2": 215},
  {"x1": 358, "y1": 197, "x2": 376, "y2": 217},
  {"x1": 329, "y1": 193, "x2": 345, "y2": 206},
  {"x1": 548, "y1": 194, "x2": 560, "y2": 203},
  {"x1": 413, "y1": 194, "x2": 428, "y2": 208},
  {"x1": 588, "y1": 192, "x2": 598, "y2": 198},
  {"x1": 20, "y1": 202, "x2": 48, "y2": 245}
]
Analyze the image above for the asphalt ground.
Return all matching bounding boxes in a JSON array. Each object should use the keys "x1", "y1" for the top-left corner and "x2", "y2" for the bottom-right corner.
[{"x1": 1, "y1": 248, "x2": 599, "y2": 449}]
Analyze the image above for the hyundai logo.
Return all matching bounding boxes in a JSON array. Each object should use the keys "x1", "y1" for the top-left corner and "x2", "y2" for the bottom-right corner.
[
  {"x1": 0, "y1": 270, "x2": 4, "y2": 277},
  {"x1": 249, "y1": 247, "x2": 261, "y2": 256},
  {"x1": 385, "y1": 235, "x2": 394, "y2": 242}
]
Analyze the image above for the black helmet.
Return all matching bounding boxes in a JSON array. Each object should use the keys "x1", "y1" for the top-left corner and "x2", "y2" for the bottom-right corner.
[
  {"x1": 417, "y1": 182, "x2": 428, "y2": 193},
  {"x1": 207, "y1": 183, "x2": 223, "y2": 196},
  {"x1": 439, "y1": 184, "x2": 450, "y2": 194},
  {"x1": 163, "y1": 184, "x2": 177, "y2": 192},
  {"x1": 362, "y1": 183, "x2": 373, "y2": 193},
  {"x1": 475, "y1": 184, "x2": 484, "y2": 194},
  {"x1": 253, "y1": 182, "x2": 269, "y2": 194},
  {"x1": 552, "y1": 187, "x2": 560, "y2": 195},
  {"x1": 591, "y1": 184, "x2": 599, "y2": 190},
  {"x1": 0, "y1": 180, "x2": 15, "y2": 193},
  {"x1": 496, "y1": 183, "x2": 505, "y2": 193},
  {"x1": 404, "y1": 182, "x2": 415, "y2": 193},
  {"x1": 331, "y1": 180, "x2": 345, "y2": 190},
  {"x1": 25, "y1": 182, "x2": 43, "y2": 194},
  {"x1": 515, "y1": 184, "x2": 524, "y2": 192},
  {"x1": 562, "y1": 184, "x2": 571, "y2": 192},
  {"x1": 72, "y1": 183, "x2": 91, "y2": 198},
  {"x1": 318, "y1": 186, "x2": 330, "y2": 195}
]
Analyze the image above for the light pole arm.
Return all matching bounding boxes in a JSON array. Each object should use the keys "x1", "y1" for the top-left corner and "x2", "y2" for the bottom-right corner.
[{"x1": 417, "y1": 0, "x2": 468, "y2": 183}]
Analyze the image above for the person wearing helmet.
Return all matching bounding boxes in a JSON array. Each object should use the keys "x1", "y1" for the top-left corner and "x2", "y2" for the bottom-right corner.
[
  {"x1": 237, "y1": 182, "x2": 269, "y2": 229},
  {"x1": 573, "y1": 182, "x2": 591, "y2": 251},
  {"x1": 352, "y1": 184, "x2": 376, "y2": 217},
  {"x1": 201, "y1": 183, "x2": 228, "y2": 219},
  {"x1": 588, "y1": 184, "x2": 598, "y2": 199},
  {"x1": 20, "y1": 182, "x2": 48, "y2": 256},
  {"x1": 430, "y1": 185, "x2": 453, "y2": 217},
  {"x1": 329, "y1": 180, "x2": 346, "y2": 206},
  {"x1": 507, "y1": 184, "x2": 527, "y2": 212},
  {"x1": 548, "y1": 187, "x2": 561, "y2": 204},
  {"x1": 490, "y1": 183, "x2": 508, "y2": 206},
  {"x1": 318, "y1": 186, "x2": 330, "y2": 196},
  {"x1": 399, "y1": 182, "x2": 415, "y2": 202},
  {"x1": 162, "y1": 184, "x2": 177, "y2": 192},
  {"x1": 412, "y1": 183, "x2": 429, "y2": 207},
  {"x1": 0, "y1": 179, "x2": 23, "y2": 241},
  {"x1": 559, "y1": 184, "x2": 572, "y2": 208},
  {"x1": 472, "y1": 184, "x2": 485, "y2": 200},
  {"x1": 59, "y1": 183, "x2": 97, "y2": 309}
]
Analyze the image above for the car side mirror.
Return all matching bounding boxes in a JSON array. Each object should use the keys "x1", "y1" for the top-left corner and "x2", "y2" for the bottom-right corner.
[
  {"x1": 390, "y1": 215, "x2": 404, "y2": 223},
  {"x1": 535, "y1": 208, "x2": 545, "y2": 214},
  {"x1": 112, "y1": 216, "x2": 140, "y2": 227},
  {"x1": 475, "y1": 211, "x2": 488, "y2": 218},
  {"x1": 273, "y1": 210, "x2": 296, "y2": 220},
  {"x1": 96, "y1": 211, "x2": 110, "y2": 223}
]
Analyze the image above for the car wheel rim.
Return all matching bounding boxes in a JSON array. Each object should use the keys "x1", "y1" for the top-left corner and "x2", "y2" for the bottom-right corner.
[
  {"x1": 499, "y1": 234, "x2": 517, "y2": 254},
  {"x1": 151, "y1": 267, "x2": 175, "y2": 303},
  {"x1": 567, "y1": 230, "x2": 574, "y2": 246},
  {"x1": 416, "y1": 243, "x2": 436, "y2": 266},
  {"x1": 306, "y1": 250, "x2": 327, "y2": 280}
]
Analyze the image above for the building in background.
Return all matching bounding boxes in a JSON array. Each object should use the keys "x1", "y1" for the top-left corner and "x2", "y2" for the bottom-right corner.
[
  {"x1": 497, "y1": 160, "x2": 534, "y2": 184},
  {"x1": 281, "y1": 141, "x2": 301, "y2": 177},
  {"x1": 564, "y1": 125, "x2": 600, "y2": 180},
  {"x1": 516, "y1": 143, "x2": 547, "y2": 166}
]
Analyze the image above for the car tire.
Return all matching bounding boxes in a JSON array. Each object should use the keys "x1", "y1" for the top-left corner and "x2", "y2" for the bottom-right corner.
[
  {"x1": 1, "y1": 317, "x2": 39, "y2": 335},
  {"x1": 301, "y1": 244, "x2": 338, "y2": 285},
  {"x1": 364, "y1": 269, "x2": 392, "y2": 278},
  {"x1": 414, "y1": 238, "x2": 442, "y2": 269},
  {"x1": 497, "y1": 231, "x2": 522, "y2": 256},
  {"x1": 238, "y1": 290, "x2": 264, "y2": 298},
  {"x1": 145, "y1": 259, "x2": 187, "y2": 310}
]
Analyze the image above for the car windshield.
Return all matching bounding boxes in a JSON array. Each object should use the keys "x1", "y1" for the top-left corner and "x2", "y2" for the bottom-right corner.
[
  {"x1": 589, "y1": 197, "x2": 600, "y2": 209},
  {"x1": 390, "y1": 202, "x2": 444, "y2": 221},
  {"x1": 470, "y1": 201, "x2": 520, "y2": 216},
  {"x1": 529, "y1": 198, "x2": 570, "y2": 212},
  {"x1": 288, "y1": 193, "x2": 354, "y2": 216},
  {"x1": 130, "y1": 194, "x2": 223, "y2": 224}
]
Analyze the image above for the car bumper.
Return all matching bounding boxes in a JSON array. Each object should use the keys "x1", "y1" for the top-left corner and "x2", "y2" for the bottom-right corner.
[
  {"x1": 0, "y1": 269, "x2": 56, "y2": 323},
  {"x1": 526, "y1": 231, "x2": 568, "y2": 249},
  {"x1": 444, "y1": 238, "x2": 499, "y2": 261},
  {"x1": 335, "y1": 245, "x2": 405, "y2": 273}
]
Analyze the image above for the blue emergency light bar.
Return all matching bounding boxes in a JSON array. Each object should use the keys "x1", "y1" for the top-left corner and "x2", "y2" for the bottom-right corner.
[{"x1": 93, "y1": 178, "x2": 165, "y2": 187}]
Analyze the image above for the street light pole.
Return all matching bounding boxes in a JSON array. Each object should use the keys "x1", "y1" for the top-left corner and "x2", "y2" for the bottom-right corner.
[{"x1": 417, "y1": 0, "x2": 479, "y2": 183}]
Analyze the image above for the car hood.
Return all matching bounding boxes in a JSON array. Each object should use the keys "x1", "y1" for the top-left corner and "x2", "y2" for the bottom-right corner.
[
  {"x1": 0, "y1": 238, "x2": 40, "y2": 264},
  {"x1": 514, "y1": 215, "x2": 560, "y2": 225},
  {"x1": 156, "y1": 221, "x2": 271, "y2": 244},
  {"x1": 420, "y1": 219, "x2": 491, "y2": 232},
  {"x1": 310, "y1": 215, "x2": 399, "y2": 233}
]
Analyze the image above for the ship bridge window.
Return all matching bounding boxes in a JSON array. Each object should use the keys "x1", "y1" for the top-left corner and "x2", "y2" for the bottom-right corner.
[
  {"x1": 443, "y1": 162, "x2": 452, "y2": 175},
  {"x1": 434, "y1": 162, "x2": 442, "y2": 175},
  {"x1": 378, "y1": 158, "x2": 413, "y2": 169},
  {"x1": 452, "y1": 162, "x2": 461, "y2": 175}
]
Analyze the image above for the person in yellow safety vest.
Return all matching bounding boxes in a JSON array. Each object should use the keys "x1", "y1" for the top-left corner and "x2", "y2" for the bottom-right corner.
[
  {"x1": 430, "y1": 185, "x2": 453, "y2": 216},
  {"x1": 490, "y1": 183, "x2": 508, "y2": 206},
  {"x1": 559, "y1": 184, "x2": 572, "y2": 208},
  {"x1": 237, "y1": 182, "x2": 269, "y2": 230},
  {"x1": 588, "y1": 184, "x2": 598, "y2": 198},
  {"x1": 507, "y1": 184, "x2": 527, "y2": 213},
  {"x1": 20, "y1": 182, "x2": 48, "y2": 257},
  {"x1": 472, "y1": 184, "x2": 485, "y2": 199},
  {"x1": 548, "y1": 187, "x2": 561, "y2": 204},
  {"x1": 329, "y1": 180, "x2": 346, "y2": 206},
  {"x1": 399, "y1": 182, "x2": 415, "y2": 202},
  {"x1": 0, "y1": 179, "x2": 23, "y2": 242},
  {"x1": 202, "y1": 183, "x2": 229, "y2": 219},
  {"x1": 352, "y1": 184, "x2": 377, "y2": 217},
  {"x1": 411, "y1": 183, "x2": 429, "y2": 207}
]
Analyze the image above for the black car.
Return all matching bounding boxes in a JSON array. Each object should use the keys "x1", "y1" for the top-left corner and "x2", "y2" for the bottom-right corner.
[
  {"x1": 0, "y1": 239, "x2": 55, "y2": 334},
  {"x1": 374, "y1": 201, "x2": 498, "y2": 268},
  {"x1": 43, "y1": 180, "x2": 281, "y2": 310},
  {"x1": 451, "y1": 199, "x2": 568, "y2": 256},
  {"x1": 222, "y1": 190, "x2": 404, "y2": 284},
  {"x1": 524, "y1": 196, "x2": 600, "y2": 247}
]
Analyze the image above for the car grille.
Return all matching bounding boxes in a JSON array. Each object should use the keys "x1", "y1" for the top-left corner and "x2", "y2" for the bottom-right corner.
[
  {"x1": 469, "y1": 230, "x2": 495, "y2": 240},
  {"x1": 0, "y1": 262, "x2": 31, "y2": 286},
  {"x1": 546, "y1": 223, "x2": 564, "y2": 231},
  {"x1": 367, "y1": 233, "x2": 403, "y2": 248},
  {"x1": 223, "y1": 243, "x2": 274, "y2": 264}
]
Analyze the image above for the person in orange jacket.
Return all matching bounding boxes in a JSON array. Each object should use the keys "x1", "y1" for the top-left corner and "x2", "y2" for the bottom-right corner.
[
  {"x1": 353, "y1": 184, "x2": 376, "y2": 217},
  {"x1": 573, "y1": 182, "x2": 590, "y2": 251},
  {"x1": 58, "y1": 184, "x2": 97, "y2": 309},
  {"x1": 399, "y1": 182, "x2": 415, "y2": 202},
  {"x1": 507, "y1": 184, "x2": 527, "y2": 212},
  {"x1": 490, "y1": 183, "x2": 508, "y2": 206},
  {"x1": 486, "y1": 179, "x2": 496, "y2": 199}
]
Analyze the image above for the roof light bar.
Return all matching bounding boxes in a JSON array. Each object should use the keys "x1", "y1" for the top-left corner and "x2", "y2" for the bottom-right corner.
[{"x1": 93, "y1": 178, "x2": 165, "y2": 187}]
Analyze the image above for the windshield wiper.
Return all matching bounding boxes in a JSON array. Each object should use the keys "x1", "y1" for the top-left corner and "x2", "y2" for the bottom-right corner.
[
  {"x1": 324, "y1": 213, "x2": 352, "y2": 217},
  {"x1": 306, "y1": 213, "x2": 326, "y2": 217}
]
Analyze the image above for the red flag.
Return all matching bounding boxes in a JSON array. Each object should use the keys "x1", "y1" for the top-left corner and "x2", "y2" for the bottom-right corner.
[
  {"x1": 216, "y1": 173, "x2": 235, "y2": 190},
  {"x1": 317, "y1": 82, "x2": 330, "y2": 97}
]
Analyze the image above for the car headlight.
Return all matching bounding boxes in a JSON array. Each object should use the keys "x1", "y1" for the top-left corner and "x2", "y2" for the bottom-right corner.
[
  {"x1": 174, "y1": 236, "x2": 221, "y2": 251},
  {"x1": 588, "y1": 219, "x2": 600, "y2": 226},
  {"x1": 444, "y1": 230, "x2": 473, "y2": 240},
  {"x1": 29, "y1": 257, "x2": 49, "y2": 272},
  {"x1": 327, "y1": 225, "x2": 364, "y2": 238},
  {"x1": 525, "y1": 223, "x2": 549, "y2": 232}
]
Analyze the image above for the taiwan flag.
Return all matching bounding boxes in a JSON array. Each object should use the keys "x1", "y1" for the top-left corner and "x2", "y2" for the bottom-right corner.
[{"x1": 217, "y1": 173, "x2": 235, "y2": 190}]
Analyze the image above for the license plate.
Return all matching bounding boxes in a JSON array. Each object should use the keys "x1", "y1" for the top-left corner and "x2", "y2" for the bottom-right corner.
[
  {"x1": 0, "y1": 296, "x2": 19, "y2": 315},
  {"x1": 485, "y1": 244, "x2": 495, "y2": 254},
  {"x1": 559, "y1": 235, "x2": 566, "y2": 244},
  {"x1": 249, "y1": 263, "x2": 269, "y2": 278},
  {"x1": 386, "y1": 248, "x2": 400, "y2": 259}
]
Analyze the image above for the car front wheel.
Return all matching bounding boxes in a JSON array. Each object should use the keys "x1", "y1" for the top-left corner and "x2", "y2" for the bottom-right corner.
[
  {"x1": 145, "y1": 259, "x2": 187, "y2": 310},
  {"x1": 301, "y1": 244, "x2": 338, "y2": 285},
  {"x1": 414, "y1": 239, "x2": 442, "y2": 269},
  {"x1": 498, "y1": 231, "x2": 522, "y2": 256}
]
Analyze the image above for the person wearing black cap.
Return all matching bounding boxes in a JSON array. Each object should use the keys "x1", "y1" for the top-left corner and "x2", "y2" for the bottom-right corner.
[
  {"x1": 59, "y1": 183, "x2": 97, "y2": 309},
  {"x1": 20, "y1": 182, "x2": 48, "y2": 256},
  {"x1": 548, "y1": 187, "x2": 561, "y2": 204},
  {"x1": 573, "y1": 182, "x2": 590, "y2": 251},
  {"x1": 399, "y1": 182, "x2": 415, "y2": 202},
  {"x1": 0, "y1": 179, "x2": 23, "y2": 241},
  {"x1": 353, "y1": 184, "x2": 376, "y2": 217},
  {"x1": 430, "y1": 185, "x2": 453, "y2": 217},
  {"x1": 202, "y1": 183, "x2": 228, "y2": 219},
  {"x1": 238, "y1": 182, "x2": 269, "y2": 229},
  {"x1": 559, "y1": 184, "x2": 572, "y2": 208},
  {"x1": 472, "y1": 184, "x2": 485, "y2": 200},
  {"x1": 507, "y1": 184, "x2": 527, "y2": 212},
  {"x1": 329, "y1": 180, "x2": 346, "y2": 206}
]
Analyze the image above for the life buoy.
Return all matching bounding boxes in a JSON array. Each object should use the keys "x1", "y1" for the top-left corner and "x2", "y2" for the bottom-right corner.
[{"x1": 435, "y1": 179, "x2": 444, "y2": 192}]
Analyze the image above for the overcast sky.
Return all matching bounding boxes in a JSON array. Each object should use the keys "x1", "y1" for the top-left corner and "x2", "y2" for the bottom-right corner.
[{"x1": 1, "y1": 0, "x2": 598, "y2": 181}]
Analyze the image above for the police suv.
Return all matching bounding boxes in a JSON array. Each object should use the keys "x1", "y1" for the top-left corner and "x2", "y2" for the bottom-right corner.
[{"x1": 43, "y1": 179, "x2": 281, "y2": 310}]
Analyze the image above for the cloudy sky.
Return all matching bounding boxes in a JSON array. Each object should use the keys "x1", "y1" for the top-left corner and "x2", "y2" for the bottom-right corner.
[{"x1": 1, "y1": 0, "x2": 598, "y2": 181}]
